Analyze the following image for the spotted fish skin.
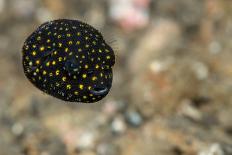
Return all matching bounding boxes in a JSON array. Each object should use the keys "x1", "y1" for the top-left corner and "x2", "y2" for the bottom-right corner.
[{"x1": 22, "y1": 19, "x2": 115, "y2": 103}]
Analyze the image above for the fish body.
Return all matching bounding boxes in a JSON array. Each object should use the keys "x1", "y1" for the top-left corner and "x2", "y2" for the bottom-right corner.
[{"x1": 22, "y1": 19, "x2": 115, "y2": 103}]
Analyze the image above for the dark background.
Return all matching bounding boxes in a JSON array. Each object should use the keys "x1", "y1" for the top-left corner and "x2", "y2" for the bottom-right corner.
[{"x1": 0, "y1": 0, "x2": 232, "y2": 155}]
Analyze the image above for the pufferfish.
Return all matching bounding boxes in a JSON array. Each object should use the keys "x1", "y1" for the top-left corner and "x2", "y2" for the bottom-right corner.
[{"x1": 22, "y1": 19, "x2": 115, "y2": 103}]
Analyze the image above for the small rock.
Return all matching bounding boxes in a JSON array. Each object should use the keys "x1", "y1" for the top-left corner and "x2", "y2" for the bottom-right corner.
[
  {"x1": 198, "y1": 143, "x2": 224, "y2": 155},
  {"x1": 102, "y1": 100, "x2": 126, "y2": 117},
  {"x1": 10, "y1": 0, "x2": 36, "y2": 19},
  {"x1": 192, "y1": 61, "x2": 209, "y2": 80},
  {"x1": 178, "y1": 99, "x2": 203, "y2": 122},
  {"x1": 125, "y1": 110, "x2": 143, "y2": 127},
  {"x1": 97, "y1": 143, "x2": 120, "y2": 155},
  {"x1": 102, "y1": 100, "x2": 118, "y2": 117},
  {"x1": 209, "y1": 41, "x2": 222, "y2": 54},
  {"x1": 0, "y1": 0, "x2": 5, "y2": 14},
  {"x1": 76, "y1": 131, "x2": 97, "y2": 151},
  {"x1": 109, "y1": 0, "x2": 150, "y2": 32},
  {"x1": 111, "y1": 116, "x2": 127, "y2": 134},
  {"x1": 78, "y1": 151, "x2": 96, "y2": 155},
  {"x1": 11, "y1": 122, "x2": 24, "y2": 136}
]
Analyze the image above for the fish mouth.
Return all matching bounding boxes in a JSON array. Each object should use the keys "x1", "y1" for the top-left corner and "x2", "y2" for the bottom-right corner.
[{"x1": 90, "y1": 86, "x2": 109, "y2": 96}]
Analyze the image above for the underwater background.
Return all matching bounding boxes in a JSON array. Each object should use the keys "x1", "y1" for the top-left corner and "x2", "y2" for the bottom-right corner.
[{"x1": 0, "y1": 0, "x2": 232, "y2": 154}]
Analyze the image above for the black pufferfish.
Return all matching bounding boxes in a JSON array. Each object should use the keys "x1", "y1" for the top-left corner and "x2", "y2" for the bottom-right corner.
[{"x1": 22, "y1": 19, "x2": 115, "y2": 103}]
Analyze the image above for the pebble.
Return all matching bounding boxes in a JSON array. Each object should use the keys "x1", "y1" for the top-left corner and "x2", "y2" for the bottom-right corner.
[
  {"x1": 11, "y1": 122, "x2": 24, "y2": 136},
  {"x1": 102, "y1": 100, "x2": 118, "y2": 117},
  {"x1": 76, "y1": 131, "x2": 97, "y2": 151},
  {"x1": 78, "y1": 151, "x2": 96, "y2": 155},
  {"x1": 109, "y1": 0, "x2": 150, "y2": 31},
  {"x1": 198, "y1": 143, "x2": 225, "y2": 155},
  {"x1": 0, "y1": 0, "x2": 5, "y2": 14},
  {"x1": 111, "y1": 116, "x2": 127, "y2": 134},
  {"x1": 11, "y1": 0, "x2": 36, "y2": 19},
  {"x1": 178, "y1": 99, "x2": 203, "y2": 122},
  {"x1": 102, "y1": 100, "x2": 127, "y2": 117},
  {"x1": 192, "y1": 61, "x2": 209, "y2": 80},
  {"x1": 125, "y1": 110, "x2": 143, "y2": 127},
  {"x1": 209, "y1": 41, "x2": 222, "y2": 54},
  {"x1": 97, "y1": 143, "x2": 120, "y2": 155}
]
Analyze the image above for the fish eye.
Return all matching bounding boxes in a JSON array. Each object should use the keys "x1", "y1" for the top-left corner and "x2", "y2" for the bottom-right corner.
[{"x1": 64, "y1": 58, "x2": 80, "y2": 75}]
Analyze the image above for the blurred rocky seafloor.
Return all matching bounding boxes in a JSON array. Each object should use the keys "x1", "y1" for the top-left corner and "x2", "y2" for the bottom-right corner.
[{"x1": 0, "y1": 0, "x2": 232, "y2": 155}]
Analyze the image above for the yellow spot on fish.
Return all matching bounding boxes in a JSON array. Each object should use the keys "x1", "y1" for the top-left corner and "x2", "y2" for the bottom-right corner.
[
  {"x1": 76, "y1": 41, "x2": 80, "y2": 45},
  {"x1": 65, "y1": 48, "x2": 69, "y2": 52},
  {"x1": 43, "y1": 70, "x2": 47, "y2": 75},
  {"x1": 52, "y1": 61, "x2": 56, "y2": 65},
  {"x1": 74, "y1": 91, "x2": 79, "y2": 95},
  {"x1": 99, "y1": 49, "x2": 102, "y2": 53},
  {"x1": 92, "y1": 76, "x2": 97, "y2": 81},
  {"x1": 47, "y1": 39, "x2": 51, "y2": 43},
  {"x1": 77, "y1": 32, "x2": 81, "y2": 36},
  {"x1": 32, "y1": 51, "x2": 36, "y2": 56},
  {"x1": 58, "y1": 43, "x2": 62, "y2": 47},
  {"x1": 68, "y1": 41, "x2": 73, "y2": 45},
  {"x1": 62, "y1": 77, "x2": 66, "y2": 81},
  {"x1": 37, "y1": 36, "x2": 41, "y2": 40},
  {"x1": 84, "y1": 65, "x2": 88, "y2": 69},
  {"x1": 49, "y1": 73, "x2": 53, "y2": 77},
  {"x1": 67, "y1": 33, "x2": 71, "y2": 37},
  {"x1": 82, "y1": 74, "x2": 87, "y2": 78},
  {"x1": 40, "y1": 46, "x2": 45, "y2": 51},
  {"x1": 95, "y1": 64, "x2": 99, "y2": 69},
  {"x1": 106, "y1": 56, "x2": 110, "y2": 59},
  {"x1": 78, "y1": 48, "x2": 82, "y2": 52},
  {"x1": 56, "y1": 70, "x2": 60, "y2": 75},
  {"x1": 25, "y1": 45, "x2": 29, "y2": 50},
  {"x1": 58, "y1": 57, "x2": 63, "y2": 62},
  {"x1": 88, "y1": 86, "x2": 91, "y2": 90},
  {"x1": 83, "y1": 96, "x2": 87, "y2": 99},
  {"x1": 66, "y1": 84, "x2": 71, "y2": 90},
  {"x1": 36, "y1": 60, "x2": 40, "y2": 64},
  {"x1": 79, "y1": 84, "x2": 84, "y2": 90},
  {"x1": 46, "y1": 62, "x2": 50, "y2": 66}
]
